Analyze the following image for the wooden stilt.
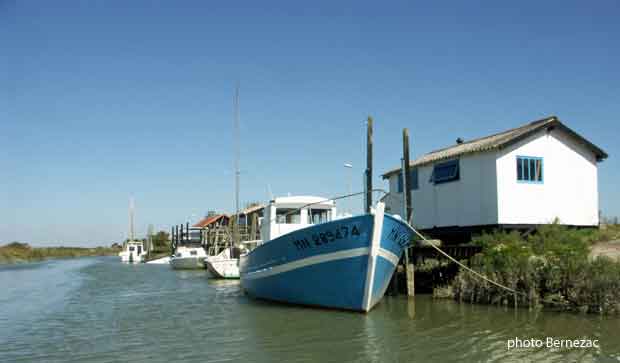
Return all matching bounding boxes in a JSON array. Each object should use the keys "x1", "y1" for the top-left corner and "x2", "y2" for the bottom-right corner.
[{"x1": 402, "y1": 128, "x2": 415, "y2": 297}]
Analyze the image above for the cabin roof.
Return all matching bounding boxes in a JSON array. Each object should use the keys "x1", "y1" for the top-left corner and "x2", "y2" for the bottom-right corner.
[
  {"x1": 382, "y1": 116, "x2": 608, "y2": 179},
  {"x1": 193, "y1": 214, "x2": 229, "y2": 228},
  {"x1": 238, "y1": 204, "x2": 264, "y2": 215},
  {"x1": 270, "y1": 195, "x2": 334, "y2": 207}
]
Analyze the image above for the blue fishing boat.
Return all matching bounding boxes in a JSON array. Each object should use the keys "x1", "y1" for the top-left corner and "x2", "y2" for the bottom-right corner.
[{"x1": 239, "y1": 196, "x2": 414, "y2": 312}]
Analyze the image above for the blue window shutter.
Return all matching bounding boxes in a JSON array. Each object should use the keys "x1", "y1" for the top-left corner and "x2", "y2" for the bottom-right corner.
[
  {"x1": 397, "y1": 173, "x2": 403, "y2": 193},
  {"x1": 410, "y1": 168, "x2": 419, "y2": 190}
]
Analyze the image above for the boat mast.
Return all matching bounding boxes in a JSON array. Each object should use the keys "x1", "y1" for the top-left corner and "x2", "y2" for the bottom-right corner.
[
  {"x1": 129, "y1": 196, "x2": 135, "y2": 242},
  {"x1": 233, "y1": 82, "x2": 240, "y2": 246}
]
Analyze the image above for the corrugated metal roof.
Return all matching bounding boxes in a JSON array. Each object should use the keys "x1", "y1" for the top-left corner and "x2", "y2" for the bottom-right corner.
[
  {"x1": 193, "y1": 214, "x2": 229, "y2": 228},
  {"x1": 382, "y1": 116, "x2": 608, "y2": 178},
  {"x1": 238, "y1": 204, "x2": 264, "y2": 215}
]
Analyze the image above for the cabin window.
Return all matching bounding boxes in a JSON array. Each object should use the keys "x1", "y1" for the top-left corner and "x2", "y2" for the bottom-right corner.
[
  {"x1": 429, "y1": 160, "x2": 460, "y2": 184},
  {"x1": 308, "y1": 209, "x2": 330, "y2": 224},
  {"x1": 516, "y1": 156, "x2": 543, "y2": 183},
  {"x1": 397, "y1": 168, "x2": 419, "y2": 192},
  {"x1": 190, "y1": 250, "x2": 197, "y2": 256},
  {"x1": 137, "y1": 246, "x2": 142, "y2": 254},
  {"x1": 276, "y1": 208, "x2": 301, "y2": 224},
  {"x1": 129, "y1": 246, "x2": 135, "y2": 252}
]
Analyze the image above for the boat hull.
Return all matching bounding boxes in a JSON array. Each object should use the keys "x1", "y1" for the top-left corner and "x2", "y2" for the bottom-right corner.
[
  {"x1": 240, "y1": 206, "x2": 413, "y2": 312},
  {"x1": 205, "y1": 249, "x2": 240, "y2": 279},
  {"x1": 170, "y1": 256, "x2": 205, "y2": 270},
  {"x1": 119, "y1": 253, "x2": 145, "y2": 264}
]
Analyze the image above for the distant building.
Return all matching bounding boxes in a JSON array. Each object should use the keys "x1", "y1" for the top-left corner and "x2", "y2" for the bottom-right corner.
[
  {"x1": 236, "y1": 204, "x2": 265, "y2": 227},
  {"x1": 382, "y1": 116, "x2": 608, "y2": 242},
  {"x1": 193, "y1": 214, "x2": 230, "y2": 229},
  {"x1": 235, "y1": 204, "x2": 265, "y2": 241}
]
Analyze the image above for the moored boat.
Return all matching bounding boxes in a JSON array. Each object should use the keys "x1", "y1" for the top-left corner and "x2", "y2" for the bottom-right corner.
[
  {"x1": 170, "y1": 245, "x2": 207, "y2": 270},
  {"x1": 204, "y1": 247, "x2": 241, "y2": 279},
  {"x1": 239, "y1": 196, "x2": 413, "y2": 312},
  {"x1": 119, "y1": 241, "x2": 146, "y2": 263},
  {"x1": 119, "y1": 197, "x2": 146, "y2": 263}
]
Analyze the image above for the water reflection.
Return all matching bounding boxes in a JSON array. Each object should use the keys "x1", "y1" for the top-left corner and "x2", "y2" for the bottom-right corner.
[{"x1": 0, "y1": 257, "x2": 618, "y2": 362}]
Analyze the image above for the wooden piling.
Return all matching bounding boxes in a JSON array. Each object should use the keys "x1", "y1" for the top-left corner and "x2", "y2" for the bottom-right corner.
[
  {"x1": 403, "y1": 128, "x2": 412, "y2": 223},
  {"x1": 171, "y1": 226, "x2": 175, "y2": 254},
  {"x1": 405, "y1": 255, "x2": 415, "y2": 297},
  {"x1": 403, "y1": 128, "x2": 415, "y2": 297},
  {"x1": 250, "y1": 214, "x2": 258, "y2": 240},
  {"x1": 365, "y1": 116, "x2": 373, "y2": 214},
  {"x1": 175, "y1": 225, "x2": 179, "y2": 248}
]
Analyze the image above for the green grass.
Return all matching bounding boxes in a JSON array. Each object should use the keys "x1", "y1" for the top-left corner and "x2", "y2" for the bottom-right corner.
[
  {"x1": 0, "y1": 242, "x2": 121, "y2": 264},
  {"x1": 448, "y1": 224, "x2": 620, "y2": 315}
]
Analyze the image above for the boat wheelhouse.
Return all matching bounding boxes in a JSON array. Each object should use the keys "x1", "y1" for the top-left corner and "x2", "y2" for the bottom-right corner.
[
  {"x1": 119, "y1": 241, "x2": 146, "y2": 263},
  {"x1": 261, "y1": 196, "x2": 337, "y2": 242}
]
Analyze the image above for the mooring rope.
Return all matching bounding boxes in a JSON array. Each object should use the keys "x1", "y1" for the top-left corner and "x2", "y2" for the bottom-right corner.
[
  {"x1": 407, "y1": 223, "x2": 524, "y2": 302},
  {"x1": 234, "y1": 189, "x2": 564, "y2": 307},
  {"x1": 403, "y1": 216, "x2": 577, "y2": 308},
  {"x1": 271, "y1": 190, "x2": 526, "y2": 303}
]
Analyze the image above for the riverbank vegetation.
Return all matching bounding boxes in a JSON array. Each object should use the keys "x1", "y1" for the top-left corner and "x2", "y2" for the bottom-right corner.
[
  {"x1": 442, "y1": 224, "x2": 620, "y2": 314},
  {"x1": 0, "y1": 242, "x2": 121, "y2": 264}
]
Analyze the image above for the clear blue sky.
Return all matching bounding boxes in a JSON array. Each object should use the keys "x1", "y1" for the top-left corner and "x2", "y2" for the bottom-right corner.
[{"x1": 2, "y1": 1, "x2": 618, "y2": 246}]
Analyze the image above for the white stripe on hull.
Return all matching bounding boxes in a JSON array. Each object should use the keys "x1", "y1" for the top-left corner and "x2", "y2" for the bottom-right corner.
[
  {"x1": 243, "y1": 247, "x2": 369, "y2": 280},
  {"x1": 241, "y1": 245, "x2": 398, "y2": 282},
  {"x1": 377, "y1": 248, "x2": 400, "y2": 267}
]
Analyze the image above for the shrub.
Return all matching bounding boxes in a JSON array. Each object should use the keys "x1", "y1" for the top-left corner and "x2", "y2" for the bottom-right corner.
[{"x1": 452, "y1": 225, "x2": 620, "y2": 314}]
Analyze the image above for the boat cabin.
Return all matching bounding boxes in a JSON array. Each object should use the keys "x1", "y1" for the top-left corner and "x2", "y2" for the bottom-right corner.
[
  {"x1": 120, "y1": 240, "x2": 146, "y2": 263},
  {"x1": 261, "y1": 196, "x2": 336, "y2": 241},
  {"x1": 126, "y1": 241, "x2": 143, "y2": 255}
]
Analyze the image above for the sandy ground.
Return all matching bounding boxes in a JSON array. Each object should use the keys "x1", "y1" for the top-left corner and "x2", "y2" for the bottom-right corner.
[{"x1": 589, "y1": 239, "x2": 620, "y2": 261}]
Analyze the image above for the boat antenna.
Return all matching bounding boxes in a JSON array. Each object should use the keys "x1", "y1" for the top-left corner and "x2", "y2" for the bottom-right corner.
[
  {"x1": 233, "y1": 82, "x2": 240, "y2": 247},
  {"x1": 267, "y1": 183, "x2": 273, "y2": 200}
]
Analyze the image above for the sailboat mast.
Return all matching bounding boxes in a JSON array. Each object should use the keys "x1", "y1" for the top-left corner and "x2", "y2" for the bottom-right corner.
[
  {"x1": 129, "y1": 196, "x2": 135, "y2": 242},
  {"x1": 234, "y1": 83, "x2": 240, "y2": 218},
  {"x1": 233, "y1": 83, "x2": 240, "y2": 245}
]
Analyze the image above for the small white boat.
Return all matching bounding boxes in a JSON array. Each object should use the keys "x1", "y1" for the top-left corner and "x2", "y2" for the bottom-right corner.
[
  {"x1": 170, "y1": 245, "x2": 207, "y2": 270},
  {"x1": 204, "y1": 247, "x2": 241, "y2": 279},
  {"x1": 119, "y1": 241, "x2": 146, "y2": 263},
  {"x1": 119, "y1": 197, "x2": 146, "y2": 263}
]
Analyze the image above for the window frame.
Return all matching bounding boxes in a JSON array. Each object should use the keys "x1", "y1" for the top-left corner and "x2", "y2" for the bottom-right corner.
[
  {"x1": 429, "y1": 159, "x2": 460, "y2": 185},
  {"x1": 275, "y1": 208, "x2": 301, "y2": 224},
  {"x1": 516, "y1": 156, "x2": 544, "y2": 184}
]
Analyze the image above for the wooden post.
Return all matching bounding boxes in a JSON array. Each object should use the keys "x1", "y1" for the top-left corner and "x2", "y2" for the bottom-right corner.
[
  {"x1": 403, "y1": 128, "x2": 415, "y2": 297},
  {"x1": 406, "y1": 256, "x2": 415, "y2": 297},
  {"x1": 250, "y1": 213, "x2": 257, "y2": 240},
  {"x1": 365, "y1": 116, "x2": 373, "y2": 214},
  {"x1": 170, "y1": 226, "x2": 174, "y2": 255},
  {"x1": 403, "y1": 128, "x2": 412, "y2": 223}
]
